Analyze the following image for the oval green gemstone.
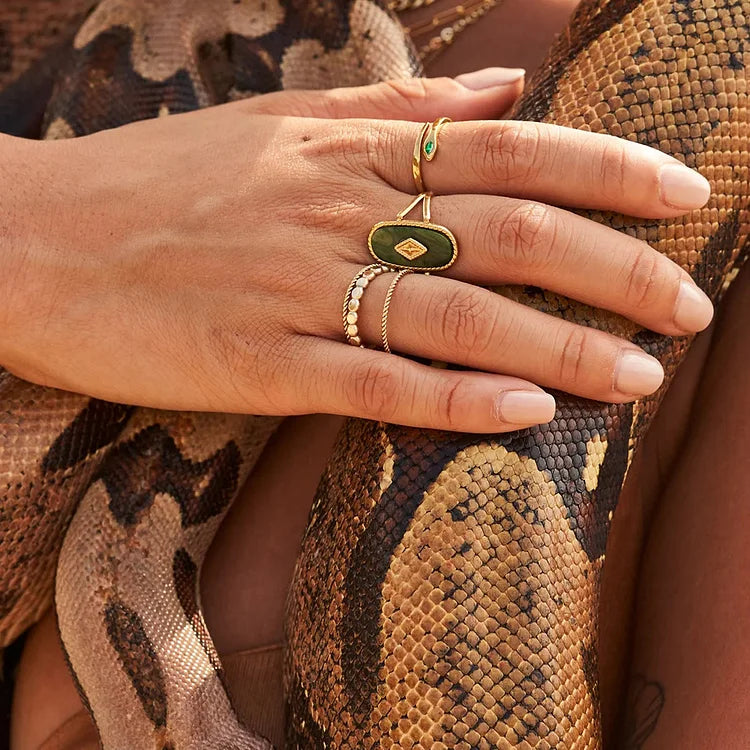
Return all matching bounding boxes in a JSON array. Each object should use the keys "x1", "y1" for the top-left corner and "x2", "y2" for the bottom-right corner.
[
  {"x1": 369, "y1": 222, "x2": 457, "y2": 270},
  {"x1": 424, "y1": 139, "x2": 435, "y2": 155}
]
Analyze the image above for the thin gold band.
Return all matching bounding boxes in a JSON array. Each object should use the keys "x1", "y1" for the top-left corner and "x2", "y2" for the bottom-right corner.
[
  {"x1": 381, "y1": 269, "x2": 413, "y2": 353},
  {"x1": 397, "y1": 191, "x2": 432, "y2": 222},
  {"x1": 343, "y1": 263, "x2": 390, "y2": 347}
]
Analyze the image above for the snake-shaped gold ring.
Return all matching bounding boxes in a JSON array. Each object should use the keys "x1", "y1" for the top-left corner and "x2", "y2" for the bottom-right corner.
[{"x1": 411, "y1": 116, "x2": 451, "y2": 192}]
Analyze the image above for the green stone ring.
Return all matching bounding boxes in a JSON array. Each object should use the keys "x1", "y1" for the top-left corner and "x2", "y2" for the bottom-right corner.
[
  {"x1": 368, "y1": 192, "x2": 458, "y2": 272},
  {"x1": 412, "y1": 116, "x2": 451, "y2": 193}
]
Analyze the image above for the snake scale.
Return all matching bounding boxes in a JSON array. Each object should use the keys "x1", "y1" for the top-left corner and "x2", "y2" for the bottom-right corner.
[{"x1": 0, "y1": 0, "x2": 747, "y2": 748}]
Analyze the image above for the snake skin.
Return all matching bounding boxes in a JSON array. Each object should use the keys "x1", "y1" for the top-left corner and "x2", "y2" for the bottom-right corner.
[{"x1": 0, "y1": 0, "x2": 747, "y2": 748}]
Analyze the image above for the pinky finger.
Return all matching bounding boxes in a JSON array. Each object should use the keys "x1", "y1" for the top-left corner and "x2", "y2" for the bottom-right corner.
[{"x1": 295, "y1": 338, "x2": 556, "y2": 433}]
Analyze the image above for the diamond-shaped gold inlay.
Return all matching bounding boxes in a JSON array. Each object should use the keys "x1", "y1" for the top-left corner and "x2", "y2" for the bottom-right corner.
[{"x1": 394, "y1": 237, "x2": 428, "y2": 260}]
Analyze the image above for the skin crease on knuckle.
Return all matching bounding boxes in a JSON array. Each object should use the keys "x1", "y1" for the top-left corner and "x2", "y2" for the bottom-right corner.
[
  {"x1": 622, "y1": 243, "x2": 668, "y2": 313},
  {"x1": 205, "y1": 320, "x2": 298, "y2": 415},
  {"x1": 377, "y1": 77, "x2": 433, "y2": 116},
  {"x1": 596, "y1": 137, "x2": 629, "y2": 205},
  {"x1": 493, "y1": 201, "x2": 558, "y2": 272},
  {"x1": 295, "y1": 120, "x2": 372, "y2": 181},
  {"x1": 435, "y1": 378, "x2": 465, "y2": 432},
  {"x1": 556, "y1": 325, "x2": 589, "y2": 387},
  {"x1": 433, "y1": 285, "x2": 497, "y2": 359},
  {"x1": 474, "y1": 121, "x2": 549, "y2": 190},
  {"x1": 346, "y1": 360, "x2": 403, "y2": 422}
]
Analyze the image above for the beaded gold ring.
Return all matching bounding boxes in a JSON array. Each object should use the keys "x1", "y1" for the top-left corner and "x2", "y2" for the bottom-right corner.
[{"x1": 342, "y1": 263, "x2": 391, "y2": 347}]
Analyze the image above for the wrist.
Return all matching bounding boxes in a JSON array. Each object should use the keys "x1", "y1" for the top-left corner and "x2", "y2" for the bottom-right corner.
[{"x1": 0, "y1": 136, "x2": 56, "y2": 370}]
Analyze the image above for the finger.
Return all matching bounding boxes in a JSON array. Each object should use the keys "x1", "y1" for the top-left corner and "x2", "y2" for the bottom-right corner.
[
  {"x1": 350, "y1": 273, "x2": 666, "y2": 403},
  {"x1": 241, "y1": 68, "x2": 524, "y2": 121},
  {"x1": 368, "y1": 193, "x2": 713, "y2": 336},
  {"x1": 370, "y1": 119, "x2": 710, "y2": 218},
  {"x1": 290, "y1": 336, "x2": 556, "y2": 433}
]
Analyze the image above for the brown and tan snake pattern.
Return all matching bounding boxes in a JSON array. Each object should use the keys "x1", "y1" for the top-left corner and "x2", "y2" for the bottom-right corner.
[{"x1": 0, "y1": 1, "x2": 747, "y2": 748}]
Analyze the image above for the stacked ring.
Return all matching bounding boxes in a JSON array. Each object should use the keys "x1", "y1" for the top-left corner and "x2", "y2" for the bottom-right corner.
[
  {"x1": 343, "y1": 263, "x2": 390, "y2": 346},
  {"x1": 343, "y1": 115, "x2": 455, "y2": 351},
  {"x1": 412, "y1": 116, "x2": 451, "y2": 192},
  {"x1": 368, "y1": 191, "x2": 458, "y2": 272},
  {"x1": 381, "y1": 269, "x2": 413, "y2": 353}
]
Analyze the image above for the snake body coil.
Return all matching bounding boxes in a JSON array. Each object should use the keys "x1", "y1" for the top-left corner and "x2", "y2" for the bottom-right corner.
[{"x1": 0, "y1": 1, "x2": 747, "y2": 748}]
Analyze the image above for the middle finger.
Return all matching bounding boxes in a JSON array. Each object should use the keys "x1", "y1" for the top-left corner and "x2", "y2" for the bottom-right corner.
[{"x1": 349, "y1": 191, "x2": 714, "y2": 337}]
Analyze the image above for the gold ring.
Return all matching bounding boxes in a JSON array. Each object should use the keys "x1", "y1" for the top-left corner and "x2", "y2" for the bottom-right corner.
[
  {"x1": 381, "y1": 269, "x2": 413, "y2": 353},
  {"x1": 411, "y1": 116, "x2": 451, "y2": 192},
  {"x1": 343, "y1": 264, "x2": 390, "y2": 346},
  {"x1": 412, "y1": 122, "x2": 430, "y2": 192},
  {"x1": 368, "y1": 192, "x2": 458, "y2": 272}
]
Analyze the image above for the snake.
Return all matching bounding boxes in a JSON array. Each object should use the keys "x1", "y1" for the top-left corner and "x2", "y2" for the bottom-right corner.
[{"x1": 0, "y1": 0, "x2": 747, "y2": 748}]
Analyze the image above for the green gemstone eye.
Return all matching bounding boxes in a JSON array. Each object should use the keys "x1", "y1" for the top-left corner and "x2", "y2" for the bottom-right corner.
[{"x1": 424, "y1": 140, "x2": 435, "y2": 155}]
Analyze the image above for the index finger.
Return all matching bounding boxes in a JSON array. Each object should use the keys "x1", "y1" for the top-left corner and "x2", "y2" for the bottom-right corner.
[{"x1": 368, "y1": 119, "x2": 710, "y2": 219}]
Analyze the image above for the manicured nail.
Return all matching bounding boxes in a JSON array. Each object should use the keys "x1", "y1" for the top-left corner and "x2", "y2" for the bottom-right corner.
[
  {"x1": 614, "y1": 351, "x2": 664, "y2": 396},
  {"x1": 455, "y1": 67, "x2": 525, "y2": 90},
  {"x1": 659, "y1": 163, "x2": 711, "y2": 210},
  {"x1": 673, "y1": 280, "x2": 713, "y2": 332},
  {"x1": 494, "y1": 390, "x2": 556, "y2": 425}
]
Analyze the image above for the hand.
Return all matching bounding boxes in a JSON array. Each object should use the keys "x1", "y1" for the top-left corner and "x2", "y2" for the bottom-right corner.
[{"x1": 1, "y1": 67, "x2": 712, "y2": 432}]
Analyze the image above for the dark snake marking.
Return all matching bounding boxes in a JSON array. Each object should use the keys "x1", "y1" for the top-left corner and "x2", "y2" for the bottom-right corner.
[
  {"x1": 526, "y1": 399, "x2": 632, "y2": 561},
  {"x1": 340, "y1": 409, "x2": 625, "y2": 719},
  {"x1": 173, "y1": 548, "x2": 224, "y2": 674},
  {"x1": 49, "y1": 26, "x2": 201, "y2": 135},
  {"x1": 42, "y1": 401, "x2": 134, "y2": 473},
  {"x1": 104, "y1": 596, "x2": 168, "y2": 729},
  {"x1": 197, "y1": 34, "x2": 281, "y2": 100},
  {"x1": 97, "y1": 425, "x2": 242, "y2": 529},
  {"x1": 516, "y1": 0, "x2": 643, "y2": 119},
  {"x1": 341, "y1": 425, "x2": 465, "y2": 714}
]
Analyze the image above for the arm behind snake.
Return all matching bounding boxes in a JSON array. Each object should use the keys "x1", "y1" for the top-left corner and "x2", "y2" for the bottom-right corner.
[{"x1": 0, "y1": 1, "x2": 746, "y2": 749}]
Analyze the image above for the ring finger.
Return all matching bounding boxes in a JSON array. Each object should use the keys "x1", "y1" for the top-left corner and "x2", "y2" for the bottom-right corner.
[{"x1": 352, "y1": 271, "x2": 665, "y2": 403}]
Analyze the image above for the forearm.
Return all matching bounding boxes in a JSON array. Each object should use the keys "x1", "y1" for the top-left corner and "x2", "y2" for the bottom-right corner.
[
  {"x1": 0, "y1": 134, "x2": 48, "y2": 369},
  {"x1": 0, "y1": 134, "x2": 82, "y2": 386}
]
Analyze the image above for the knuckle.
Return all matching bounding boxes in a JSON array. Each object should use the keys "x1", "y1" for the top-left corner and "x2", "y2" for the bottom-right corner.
[
  {"x1": 434, "y1": 285, "x2": 495, "y2": 356},
  {"x1": 556, "y1": 325, "x2": 589, "y2": 384},
  {"x1": 474, "y1": 123, "x2": 547, "y2": 187},
  {"x1": 306, "y1": 123, "x2": 375, "y2": 178},
  {"x1": 379, "y1": 77, "x2": 432, "y2": 113},
  {"x1": 493, "y1": 201, "x2": 557, "y2": 270},
  {"x1": 597, "y1": 138, "x2": 629, "y2": 202},
  {"x1": 347, "y1": 360, "x2": 401, "y2": 420},
  {"x1": 623, "y1": 246, "x2": 662, "y2": 310},
  {"x1": 281, "y1": 169, "x2": 369, "y2": 236},
  {"x1": 434, "y1": 379, "x2": 464, "y2": 431},
  {"x1": 293, "y1": 189, "x2": 370, "y2": 234},
  {"x1": 361, "y1": 119, "x2": 404, "y2": 184}
]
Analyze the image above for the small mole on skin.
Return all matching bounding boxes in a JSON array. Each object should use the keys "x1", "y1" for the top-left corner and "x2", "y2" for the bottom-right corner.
[{"x1": 302, "y1": 134, "x2": 311, "y2": 142}]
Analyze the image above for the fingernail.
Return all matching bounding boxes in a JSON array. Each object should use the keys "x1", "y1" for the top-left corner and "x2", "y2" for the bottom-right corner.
[
  {"x1": 455, "y1": 67, "x2": 525, "y2": 90},
  {"x1": 658, "y1": 163, "x2": 711, "y2": 210},
  {"x1": 673, "y1": 280, "x2": 713, "y2": 332},
  {"x1": 494, "y1": 390, "x2": 556, "y2": 424},
  {"x1": 614, "y1": 351, "x2": 664, "y2": 396}
]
